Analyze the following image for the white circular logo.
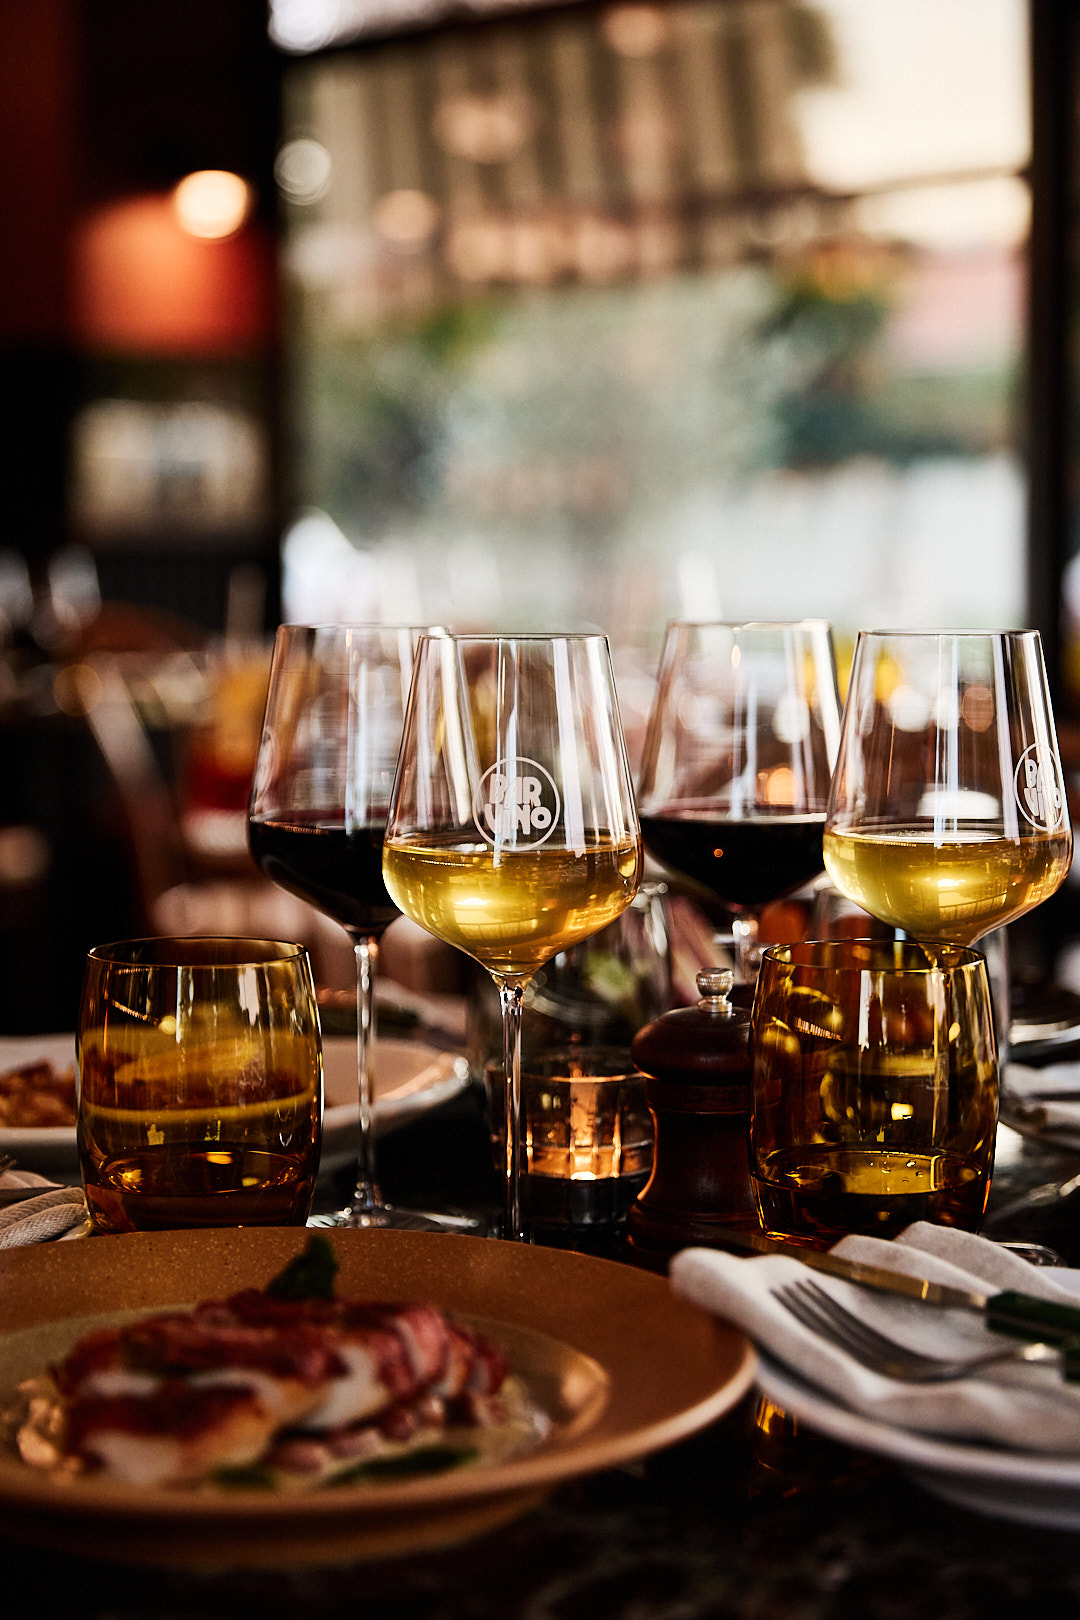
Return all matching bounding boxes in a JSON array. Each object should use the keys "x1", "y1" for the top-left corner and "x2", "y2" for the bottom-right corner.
[
  {"x1": 1014, "y1": 744, "x2": 1065, "y2": 831},
  {"x1": 473, "y1": 757, "x2": 561, "y2": 849}
]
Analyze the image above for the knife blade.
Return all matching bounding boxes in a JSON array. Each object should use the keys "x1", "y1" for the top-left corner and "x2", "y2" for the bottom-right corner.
[{"x1": 706, "y1": 1225, "x2": 1080, "y2": 1345}]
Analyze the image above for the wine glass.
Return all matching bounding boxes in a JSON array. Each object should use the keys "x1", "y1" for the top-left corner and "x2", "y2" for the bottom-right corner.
[
  {"x1": 383, "y1": 632, "x2": 643, "y2": 1240},
  {"x1": 635, "y1": 621, "x2": 843, "y2": 980},
  {"x1": 823, "y1": 630, "x2": 1073, "y2": 950},
  {"x1": 248, "y1": 623, "x2": 429, "y2": 1228}
]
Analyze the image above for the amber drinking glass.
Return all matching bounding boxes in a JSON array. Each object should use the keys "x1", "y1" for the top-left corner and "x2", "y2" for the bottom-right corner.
[
  {"x1": 77, "y1": 936, "x2": 322, "y2": 1233},
  {"x1": 748, "y1": 939, "x2": 998, "y2": 1249}
]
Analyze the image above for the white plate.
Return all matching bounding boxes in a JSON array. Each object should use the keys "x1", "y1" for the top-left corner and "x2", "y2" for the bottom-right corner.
[
  {"x1": 0, "y1": 1035, "x2": 469, "y2": 1178},
  {"x1": 999, "y1": 1062, "x2": 1080, "y2": 1154},
  {"x1": 319, "y1": 1035, "x2": 470, "y2": 1170},
  {"x1": 0, "y1": 1035, "x2": 78, "y2": 1173},
  {"x1": 758, "y1": 1358, "x2": 1080, "y2": 1529}
]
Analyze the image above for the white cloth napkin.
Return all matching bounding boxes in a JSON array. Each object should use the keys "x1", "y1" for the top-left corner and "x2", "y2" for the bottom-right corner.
[
  {"x1": 1004, "y1": 1061, "x2": 1080, "y2": 1137},
  {"x1": 0, "y1": 1168, "x2": 59, "y2": 1194},
  {"x1": 0, "y1": 1181, "x2": 88, "y2": 1248},
  {"x1": 670, "y1": 1222, "x2": 1080, "y2": 1454}
]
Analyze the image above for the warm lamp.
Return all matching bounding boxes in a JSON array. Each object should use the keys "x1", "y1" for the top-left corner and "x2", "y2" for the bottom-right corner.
[{"x1": 173, "y1": 170, "x2": 252, "y2": 240}]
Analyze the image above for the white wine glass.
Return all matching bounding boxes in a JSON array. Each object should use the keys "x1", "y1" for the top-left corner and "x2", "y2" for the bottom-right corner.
[
  {"x1": 636, "y1": 620, "x2": 842, "y2": 981},
  {"x1": 248, "y1": 623, "x2": 433, "y2": 1228},
  {"x1": 383, "y1": 633, "x2": 643, "y2": 1240},
  {"x1": 823, "y1": 630, "x2": 1073, "y2": 950}
]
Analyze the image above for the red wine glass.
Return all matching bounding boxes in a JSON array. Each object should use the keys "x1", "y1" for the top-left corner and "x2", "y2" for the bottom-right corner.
[
  {"x1": 249, "y1": 623, "x2": 432, "y2": 1227},
  {"x1": 636, "y1": 620, "x2": 842, "y2": 981}
]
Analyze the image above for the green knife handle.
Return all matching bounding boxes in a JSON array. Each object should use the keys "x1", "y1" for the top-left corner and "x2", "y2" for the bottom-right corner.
[{"x1": 987, "y1": 1291, "x2": 1080, "y2": 1344}]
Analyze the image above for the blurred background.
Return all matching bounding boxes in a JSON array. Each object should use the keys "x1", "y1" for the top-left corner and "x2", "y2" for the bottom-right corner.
[{"x1": 1, "y1": 0, "x2": 1078, "y2": 1031}]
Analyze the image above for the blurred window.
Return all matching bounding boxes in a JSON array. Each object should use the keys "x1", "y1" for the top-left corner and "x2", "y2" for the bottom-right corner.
[{"x1": 278, "y1": 0, "x2": 1029, "y2": 663}]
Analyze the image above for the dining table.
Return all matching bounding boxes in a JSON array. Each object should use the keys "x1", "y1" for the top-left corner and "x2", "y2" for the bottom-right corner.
[{"x1": 6, "y1": 1011, "x2": 1080, "y2": 1619}]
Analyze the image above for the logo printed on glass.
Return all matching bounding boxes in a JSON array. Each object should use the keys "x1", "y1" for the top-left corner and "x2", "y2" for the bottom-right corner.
[
  {"x1": 1014, "y1": 743, "x2": 1065, "y2": 831},
  {"x1": 474, "y1": 758, "x2": 561, "y2": 849}
]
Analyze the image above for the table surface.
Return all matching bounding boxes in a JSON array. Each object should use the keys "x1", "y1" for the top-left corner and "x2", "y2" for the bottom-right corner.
[{"x1": 7, "y1": 1069, "x2": 1080, "y2": 1616}]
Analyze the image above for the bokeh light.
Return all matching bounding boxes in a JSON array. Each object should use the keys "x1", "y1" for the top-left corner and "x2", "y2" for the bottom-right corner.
[{"x1": 174, "y1": 170, "x2": 253, "y2": 240}]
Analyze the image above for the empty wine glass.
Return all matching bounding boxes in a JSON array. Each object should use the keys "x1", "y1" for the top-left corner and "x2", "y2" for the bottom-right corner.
[{"x1": 383, "y1": 633, "x2": 642, "y2": 1240}]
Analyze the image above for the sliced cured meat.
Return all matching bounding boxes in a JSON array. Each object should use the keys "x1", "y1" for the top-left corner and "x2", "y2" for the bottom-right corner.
[
  {"x1": 40, "y1": 1288, "x2": 510, "y2": 1488},
  {"x1": 63, "y1": 1383, "x2": 280, "y2": 1488}
]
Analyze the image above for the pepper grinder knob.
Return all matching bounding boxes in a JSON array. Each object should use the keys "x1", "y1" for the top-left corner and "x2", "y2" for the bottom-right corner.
[{"x1": 696, "y1": 969, "x2": 734, "y2": 1005}]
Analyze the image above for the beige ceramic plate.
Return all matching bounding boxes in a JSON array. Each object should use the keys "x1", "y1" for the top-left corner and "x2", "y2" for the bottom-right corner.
[{"x1": 0, "y1": 1228, "x2": 754, "y2": 1570}]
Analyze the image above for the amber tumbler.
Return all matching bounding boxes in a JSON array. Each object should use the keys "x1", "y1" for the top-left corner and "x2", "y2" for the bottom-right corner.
[
  {"x1": 77, "y1": 936, "x2": 322, "y2": 1233},
  {"x1": 748, "y1": 939, "x2": 998, "y2": 1249}
]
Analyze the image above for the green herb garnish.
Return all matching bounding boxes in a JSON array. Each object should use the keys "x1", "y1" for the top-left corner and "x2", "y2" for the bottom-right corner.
[
  {"x1": 330, "y1": 1445, "x2": 478, "y2": 1485},
  {"x1": 265, "y1": 1234, "x2": 339, "y2": 1301}
]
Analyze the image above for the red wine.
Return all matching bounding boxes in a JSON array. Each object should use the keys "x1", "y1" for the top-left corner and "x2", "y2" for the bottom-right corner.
[
  {"x1": 640, "y1": 810, "x2": 826, "y2": 909},
  {"x1": 248, "y1": 815, "x2": 399, "y2": 936}
]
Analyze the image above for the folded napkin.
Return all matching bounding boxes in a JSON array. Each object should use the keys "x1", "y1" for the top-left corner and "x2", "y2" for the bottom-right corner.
[
  {"x1": 670, "y1": 1222, "x2": 1080, "y2": 1454},
  {"x1": 0, "y1": 1168, "x2": 59, "y2": 1195},
  {"x1": 1004, "y1": 1061, "x2": 1080, "y2": 1138},
  {"x1": 0, "y1": 1183, "x2": 88, "y2": 1248}
]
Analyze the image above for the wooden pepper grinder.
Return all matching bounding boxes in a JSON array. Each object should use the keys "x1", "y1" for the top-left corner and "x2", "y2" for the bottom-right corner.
[{"x1": 626, "y1": 968, "x2": 759, "y2": 1270}]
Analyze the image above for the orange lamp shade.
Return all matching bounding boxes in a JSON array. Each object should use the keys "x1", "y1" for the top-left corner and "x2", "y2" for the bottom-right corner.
[{"x1": 72, "y1": 193, "x2": 274, "y2": 355}]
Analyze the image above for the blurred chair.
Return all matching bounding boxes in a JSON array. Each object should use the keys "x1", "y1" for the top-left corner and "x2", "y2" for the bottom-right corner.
[
  {"x1": 69, "y1": 656, "x2": 189, "y2": 926},
  {"x1": 70, "y1": 646, "x2": 467, "y2": 996}
]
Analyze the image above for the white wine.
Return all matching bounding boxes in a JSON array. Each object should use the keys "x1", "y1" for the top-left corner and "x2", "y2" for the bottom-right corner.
[
  {"x1": 383, "y1": 832, "x2": 641, "y2": 978},
  {"x1": 753, "y1": 1144, "x2": 989, "y2": 1244},
  {"x1": 823, "y1": 823, "x2": 1072, "y2": 945}
]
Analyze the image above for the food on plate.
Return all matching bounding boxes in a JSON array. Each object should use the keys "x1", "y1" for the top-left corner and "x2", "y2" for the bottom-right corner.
[
  {"x1": 0, "y1": 1060, "x2": 76, "y2": 1128},
  {"x1": 4, "y1": 1237, "x2": 544, "y2": 1491}
]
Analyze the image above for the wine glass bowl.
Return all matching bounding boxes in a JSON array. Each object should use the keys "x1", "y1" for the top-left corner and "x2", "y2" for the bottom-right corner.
[
  {"x1": 635, "y1": 620, "x2": 842, "y2": 977},
  {"x1": 823, "y1": 630, "x2": 1073, "y2": 948},
  {"x1": 383, "y1": 632, "x2": 642, "y2": 1238}
]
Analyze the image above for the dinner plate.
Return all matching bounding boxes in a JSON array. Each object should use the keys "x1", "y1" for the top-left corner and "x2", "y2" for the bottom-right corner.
[
  {"x1": 0, "y1": 1035, "x2": 77, "y2": 1173},
  {"x1": 0, "y1": 1227, "x2": 754, "y2": 1569},
  {"x1": 0, "y1": 1035, "x2": 469, "y2": 1178},
  {"x1": 997, "y1": 1102, "x2": 1080, "y2": 1155},
  {"x1": 999, "y1": 1063, "x2": 1080, "y2": 1155},
  {"x1": 319, "y1": 1036, "x2": 470, "y2": 1170},
  {"x1": 758, "y1": 1358, "x2": 1080, "y2": 1529}
]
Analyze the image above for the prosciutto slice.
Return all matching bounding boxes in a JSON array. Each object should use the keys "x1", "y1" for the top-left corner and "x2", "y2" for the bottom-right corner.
[{"x1": 50, "y1": 1290, "x2": 508, "y2": 1487}]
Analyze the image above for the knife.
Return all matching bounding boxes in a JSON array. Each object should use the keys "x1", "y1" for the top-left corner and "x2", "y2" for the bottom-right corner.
[{"x1": 707, "y1": 1225, "x2": 1080, "y2": 1346}]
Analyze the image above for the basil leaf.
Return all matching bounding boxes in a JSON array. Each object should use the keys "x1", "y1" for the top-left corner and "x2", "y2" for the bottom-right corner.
[{"x1": 265, "y1": 1234, "x2": 339, "y2": 1301}]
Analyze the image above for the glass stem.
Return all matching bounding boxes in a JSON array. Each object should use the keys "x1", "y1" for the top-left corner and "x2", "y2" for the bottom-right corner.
[
  {"x1": 498, "y1": 978, "x2": 526, "y2": 1241},
  {"x1": 352, "y1": 934, "x2": 382, "y2": 1216},
  {"x1": 732, "y1": 912, "x2": 761, "y2": 984}
]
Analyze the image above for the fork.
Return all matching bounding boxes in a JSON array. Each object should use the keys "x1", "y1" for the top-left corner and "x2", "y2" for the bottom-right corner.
[{"x1": 774, "y1": 1277, "x2": 1063, "y2": 1383}]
